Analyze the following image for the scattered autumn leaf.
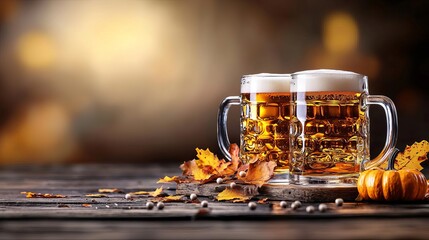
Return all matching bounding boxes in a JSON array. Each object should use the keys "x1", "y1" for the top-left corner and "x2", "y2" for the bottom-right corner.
[
  {"x1": 127, "y1": 191, "x2": 149, "y2": 195},
  {"x1": 257, "y1": 198, "x2": 269, "y2": 204},
  {"x1": 21, "y1": 192, "x2": 66, "y2": 198},
  {"x1": 150, "y1": 187, "x2": 164, "y2": 197},
  {"x1": 220, "y1": 144, "x2": 240, "y2": 176},
  {"x1": 216, "y1": 188, "x2": 253, "y2": 202},
  {"x1": 181, "y1": 159, "x2": 214, "y2": 181},
  {"x1": 380, "y1": 140, "x2": 429, "y2": 171},
  {"x1": 153, "y1": 195, "x2": 185, "y2": 202},
  {"x1": 85, "y1": 194, "x2": 108, "y2": 198},
  {"x1": 157, "y1": 176, "x2": 180, "y2": 183},
  {"x1": 127, "y1": 187, "x2": 164, "y2": 197},
  {"x1": 82, "y1": 204, "x2": 92, "y2": 208},
  {"x1": 239, "y1": 161, "x2": 277, "y2": 187},
  {"x1": 98, "y1": 188, "x2": 122, "y2": 193}
]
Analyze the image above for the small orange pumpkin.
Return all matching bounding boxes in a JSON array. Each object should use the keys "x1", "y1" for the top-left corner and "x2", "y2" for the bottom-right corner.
[
  {"x1": 358, "y1": 149, "x2": 428, "y2": 201},
  {"x1": 358, "y1": 168, "x2": 427, "y2": 201}
]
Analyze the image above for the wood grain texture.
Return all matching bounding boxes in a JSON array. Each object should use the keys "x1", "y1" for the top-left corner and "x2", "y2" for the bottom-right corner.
[
  {"x1": 1, "y1": 164, "x2": 429, "y2": 240},
  {"x1": 177, "y1": 182, "x2": 358, "y2": 202}
]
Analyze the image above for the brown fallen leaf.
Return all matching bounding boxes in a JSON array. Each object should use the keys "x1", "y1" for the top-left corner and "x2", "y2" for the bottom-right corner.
[
  {"x1": 257, "y1": 198, "x2": 269, "y2": 204},
  {"x1": 216, "y1": 188, "x2": 253, "y2": 202},
  {"x1": 21, "y1": 192, "x2": 66, "y2": 198},
  {"x1": 239, "y1": 161, "x2": 277, "y2": 187},
  {"x1": 380, "y1": 140, "x2": 429, "y2": 171},
  {"x1": 85, "y1": 194, "x2": 108, "y2": 198},
  {"x1": 82, "y1": 204, "x2": 92, "y2": 208},
  {"x1": 98, "y1": 188, "x2": 123, "y2": 193}
]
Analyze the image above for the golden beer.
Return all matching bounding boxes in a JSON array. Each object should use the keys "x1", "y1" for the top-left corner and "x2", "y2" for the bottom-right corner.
[
  {"x1": 289, "y1": 91, "x2": 369, "y2": 176},
  {"x1": 241, "y1": 92, "x2": 290, "y2": 172}
]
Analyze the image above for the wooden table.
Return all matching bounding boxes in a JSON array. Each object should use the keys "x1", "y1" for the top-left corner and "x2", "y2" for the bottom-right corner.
[{"x1": 1, "y1": 164, "x2": 429, "y2": 240}]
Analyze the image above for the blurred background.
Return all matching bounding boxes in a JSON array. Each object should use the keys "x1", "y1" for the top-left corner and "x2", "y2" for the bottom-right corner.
[{"x1": 0, "y1": 0, "x2": 428, "y2": 165}]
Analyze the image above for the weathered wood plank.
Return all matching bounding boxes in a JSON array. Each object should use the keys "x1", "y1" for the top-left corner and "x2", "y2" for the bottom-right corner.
[
  {"x1": 1, "y1": 218, "x2": 429, "y2": 240},
  {"x1": 177, "y1": 182, "x2": 358, "y2": 202}
]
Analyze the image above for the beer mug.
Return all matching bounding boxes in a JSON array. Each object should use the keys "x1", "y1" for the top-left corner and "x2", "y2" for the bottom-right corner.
[
  {"x1": 217, "y1": 74, "x2": 291, "y2": 179},
  {"x1": 289, "y1": 69, "x2": 398, "y2": 184}
]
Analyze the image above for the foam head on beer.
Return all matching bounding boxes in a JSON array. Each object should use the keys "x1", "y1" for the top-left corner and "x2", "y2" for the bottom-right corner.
[
  {"x1": 241, "y1": 73, "x2": 291, "y2": 93},
  {"x1": 291, "y1": 69, "x2": 367, "y2": 93}
]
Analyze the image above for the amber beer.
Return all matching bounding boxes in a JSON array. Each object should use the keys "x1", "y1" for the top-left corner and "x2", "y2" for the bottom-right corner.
[
  {"x1": 240, "y1": 75, "x2": 291, "y2": 173},
  {"x1": 290, "y1": 91, "x2": 369, "y2": 176}
]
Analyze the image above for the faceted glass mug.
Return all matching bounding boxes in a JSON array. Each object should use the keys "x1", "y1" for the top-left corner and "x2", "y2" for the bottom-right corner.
[
  {"x1": 289, "y1": 69, "x2": 398, "y2": 184},
  {"x1": 217, "y1": 74, "x2": 291, "y2": 182}
]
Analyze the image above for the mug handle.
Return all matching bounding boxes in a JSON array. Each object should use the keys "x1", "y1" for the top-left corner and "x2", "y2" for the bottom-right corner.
[
  {"x1": 217, "y1": 96, "x2": 241, "y2": 160},
  {"x1": 362, "y1": 94, "x2": 398, "y2": 170}
]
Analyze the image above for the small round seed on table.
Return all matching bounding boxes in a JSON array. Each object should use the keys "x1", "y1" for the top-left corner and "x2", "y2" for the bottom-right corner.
[
  {"x1": 190, "y1": 193, "x2": 197, "y2": 200},
  {"x1": 248, "y1": 202, "x2": 257, "y2": 210},
  {"x1": 146, "y1": 201, "x2": 154, "y2": 210},
  {"x1": 239, "y1": 171, "x2": 247, "y2": 178},
  {"x1": 216, "y1": 178, "x2": 223, "y2": 184},
  {"x1": 306, "y1": 205, "x2": 315, "y2": 213},
  {"x1": 293, "y1": 200, "x2": 302, "y2": 208},
  {"x1": 318, "y1": 203, "x2": 328, "y2": 212},
  {"x1": 280, "y1": 201, "x2": 287, "y2": 208},
  {"x1": 229, "y1": 182, "x2": 237, "y2": 188},
  {"x1": 201, "y1": 200, "x2": 209, "y2": 208},
  {"x1": 157, "y1": 201, "x2": 165, "y2": 210},
  {"x1": 335, "y1": 198, "x2": 344, "y2": 206}
]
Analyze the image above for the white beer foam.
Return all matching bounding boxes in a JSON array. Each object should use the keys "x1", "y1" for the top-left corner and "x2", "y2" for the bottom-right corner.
[
  {"x1": 291, "y1": 69, "x2": 366, "y2": 92},
  {"x1": 241, "y1": 73, "x2": 291, "y2": 93}
]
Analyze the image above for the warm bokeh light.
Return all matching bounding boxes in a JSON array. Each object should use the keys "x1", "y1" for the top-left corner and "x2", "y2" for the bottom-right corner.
[
  {"x1": 16, "y1": 31, "x2": 57, "y2": 70},
  {"x1": 0, "y1": 101, "x2": 74, "y2": 164},
  {"x1": 0, "y1": 1, "x2": 427, "y2": 164},
  {"x1": 323, "y1": 12, "x2": 359, "y2": 55}
]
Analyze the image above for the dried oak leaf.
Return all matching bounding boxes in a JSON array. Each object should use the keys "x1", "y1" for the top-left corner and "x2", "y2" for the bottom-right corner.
[
  {"x1": 98, "y1": 188, "x2": 122, "y2": 193},
  {"x1": 216, "y1": 188, "x2": 253, "y2": 202},
  {"x1": 85, "y1": 194, "x2": 108, "y2": 198},
  {"x1": 21, "y1": 192, "x2": 66, "y2": 198},
  {"x1": 380, "y1": 140, "x2": 429, "y2": 171},
  {"x1": 239, "y1": 161, "x2": 277, "y2": 187}
]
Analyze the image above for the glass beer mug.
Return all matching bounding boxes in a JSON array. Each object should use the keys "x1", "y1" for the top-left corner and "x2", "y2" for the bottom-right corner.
[
  {"x1": 217, "y1": 74, "x2": 291, "y2": 181},
  {"x1": 289, "y1": 69, "x2": 398, "y2": 184}
]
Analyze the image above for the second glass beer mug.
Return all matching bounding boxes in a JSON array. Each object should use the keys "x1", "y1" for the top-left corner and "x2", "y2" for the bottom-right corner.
[
  {"x1": 289, "y1": 70, "x2": 398, "y2": 184},
  {"x1": 218, "y1": 74, "x2": 291, "y2": 179}
]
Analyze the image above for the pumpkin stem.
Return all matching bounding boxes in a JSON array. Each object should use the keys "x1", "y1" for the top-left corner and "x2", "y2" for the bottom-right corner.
[{"x1": 386, "y1": 148, "x2": 400, "y2": 170}]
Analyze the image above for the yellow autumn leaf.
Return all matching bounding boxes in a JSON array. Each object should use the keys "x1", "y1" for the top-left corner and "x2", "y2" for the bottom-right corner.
[
  {"x1": 180, "y1": 160, "x2": 213, "y2": 181},
  {"x1": 127, "y1": 187, "x2": 164, "y2": 197},
  {"x1": 216, "y1": 188, "x2": 253, "y2": 202},
  {"x1": 380, "y1": 140, "x2": 429, "y2": 171},
  {"x1": 98, "y1": 188, "x2": 122, "y2": 193},
  {"x1": 196, "y1": 148, "x2": 221, "y2": 169},
  {"x1": 150, "y1": 187, "x2": 164, "y2": 197},
  {"x1": 85, "y1": 193, "x2": 108, "y2": 198},
  {"x1": 157, "y1": 176, "x2": 179, "y2": 183},
  {"x1": 157, "y1": 195, "x2": 184, "y2": 202},
  {"x1": 127, "y1": 191, "x2": 149, "y2": 195}
]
